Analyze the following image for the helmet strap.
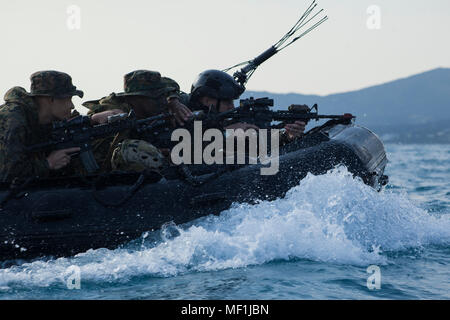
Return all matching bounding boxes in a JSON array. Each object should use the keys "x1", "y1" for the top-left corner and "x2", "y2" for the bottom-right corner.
[
  {"x1": 215, "y1": 99, "x2": 221, "y2": 113},
  {"x1": 206, "y1": 99, "x2": 220, "y2": 115}
]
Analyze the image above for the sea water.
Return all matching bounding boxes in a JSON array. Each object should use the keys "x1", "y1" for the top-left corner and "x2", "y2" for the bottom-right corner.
[{"x1": 0, "y1": 144, "x2": 449, "y2": 299}]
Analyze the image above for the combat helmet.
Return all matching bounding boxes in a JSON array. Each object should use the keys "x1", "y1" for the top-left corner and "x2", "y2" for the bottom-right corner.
[{"x1": 190, "y1": 70, "x2": 244, "y2": 103}]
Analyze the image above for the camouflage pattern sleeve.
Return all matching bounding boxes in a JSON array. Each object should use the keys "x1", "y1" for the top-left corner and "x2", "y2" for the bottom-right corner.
[
  {"x1": 161, "y1": 77, "x2": 182, "y2": 102},
  {"x1": 0, "y1": 112, "x2": 50, "y2": 182},
  {"x1": 83, "y1": 93, "x2": 131, "y2": 116}
]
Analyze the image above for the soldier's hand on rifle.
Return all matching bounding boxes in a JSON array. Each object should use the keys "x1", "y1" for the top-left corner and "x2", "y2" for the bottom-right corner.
[
  {"x1": 46, "y1": 147, "x2": 80, "y2": 170},
  {"x1": 90, "y1": 109, "x2": 124, "y2": 125},
  {"x1": 167, "y1": 98, "x2": 193, "y2": 126},
  {"x1": 285, "y1": 121, "x2": 306, "y2": 140}
]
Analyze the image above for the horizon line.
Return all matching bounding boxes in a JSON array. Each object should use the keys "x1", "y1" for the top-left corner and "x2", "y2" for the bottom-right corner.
[{"x1": 245, "y1": 66, "x2": 450, "y2": 97}]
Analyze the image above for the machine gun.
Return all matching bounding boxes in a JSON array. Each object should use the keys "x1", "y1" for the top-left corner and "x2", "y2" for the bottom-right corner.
[
  {"x1": 216, "y1": 97, "x2": 355, "y2": 129},
  {"x1": 26, "y1": 111, "x2": 173, "y2": 173}
]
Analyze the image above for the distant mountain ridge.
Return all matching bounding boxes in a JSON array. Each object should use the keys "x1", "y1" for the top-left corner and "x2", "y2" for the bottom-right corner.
[{"x1": 242, "y1": 68, "x2": 450, "y2": 143}]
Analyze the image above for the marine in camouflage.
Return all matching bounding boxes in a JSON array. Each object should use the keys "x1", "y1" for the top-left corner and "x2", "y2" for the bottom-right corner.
[
  {"x1": 83, "y1": 70, "x2": 181, "y2": 173},
  {"x1": 0, "y1": 87, "x2": 51, "y2": 182},
  {"x1": 84, "y1": 70, "x2": 180, "y2": 115},
  {"x1": 0, "y1": 71, "x2": 83, "y2": 183}
]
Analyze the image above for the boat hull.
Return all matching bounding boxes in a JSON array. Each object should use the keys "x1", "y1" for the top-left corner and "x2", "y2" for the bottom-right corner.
[{"x1": 0, "y1": 124, "x2": 388, "y2": 261}]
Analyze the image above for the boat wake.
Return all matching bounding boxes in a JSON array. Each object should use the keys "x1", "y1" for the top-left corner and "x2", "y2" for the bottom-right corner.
[{"x1": 1, "y1": 167, "x2": 449, "y2": 289}]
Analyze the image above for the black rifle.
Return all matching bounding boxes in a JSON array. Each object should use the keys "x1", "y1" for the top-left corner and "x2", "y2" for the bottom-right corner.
[
  {"x1": 215, "y1": 97, "x2": 355, "y2": 129},
  {"x1": 26, "y1": 111, "x2": 173, "y2": 173}
]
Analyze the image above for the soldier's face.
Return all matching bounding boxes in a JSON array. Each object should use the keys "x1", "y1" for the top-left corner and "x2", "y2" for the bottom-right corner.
[
  {"x1": 127, "y1": 96, "x2": 162, "y2": 118},
  {"x1": 52, "y1": 97, "x2": 75, "y2": 120},
  {"x1": 199, "y1": 96, "x2": 235, "y2": 113},
  {"x1": 218, "y1": 99, "x2": 235, "y2": 112}
]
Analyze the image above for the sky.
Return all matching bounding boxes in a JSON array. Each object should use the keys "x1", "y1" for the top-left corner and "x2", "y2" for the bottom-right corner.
[{"x1": 1, "y1": 0, "x2": 449, "y2": 112}]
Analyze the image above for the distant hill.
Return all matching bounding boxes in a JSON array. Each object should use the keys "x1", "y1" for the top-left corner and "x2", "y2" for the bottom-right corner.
[{"x1": 242, "y1": 68, "x2": 450, "y2": 143}]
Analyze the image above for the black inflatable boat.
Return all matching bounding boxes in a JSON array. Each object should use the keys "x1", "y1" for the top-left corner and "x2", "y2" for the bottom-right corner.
[{"x1": 0, "y1": 122, "x2": 388, "y2": 262}]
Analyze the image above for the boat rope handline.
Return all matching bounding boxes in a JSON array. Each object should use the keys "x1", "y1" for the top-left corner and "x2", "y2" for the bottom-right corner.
[
  {"x1": 177, "y1": 164, "x2": 237, "y2": 187},
  {"x1": 0, "y1": 177, "x2": 34, "y2": 210},
  {"x1": 91, "y1": 173, "x2": 146, "y2": 208}
]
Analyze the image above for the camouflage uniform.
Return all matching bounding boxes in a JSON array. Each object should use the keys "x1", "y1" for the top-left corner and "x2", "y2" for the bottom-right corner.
[
  {"x1": 0, "y1": 71, "x2": 83, "y2": 183},
  {"x1": 83, "y1": 70, "x2": 180, "y2": 116},
  {"x1": 83, "y1": 70, "x2": 181, "y2": 173}
]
